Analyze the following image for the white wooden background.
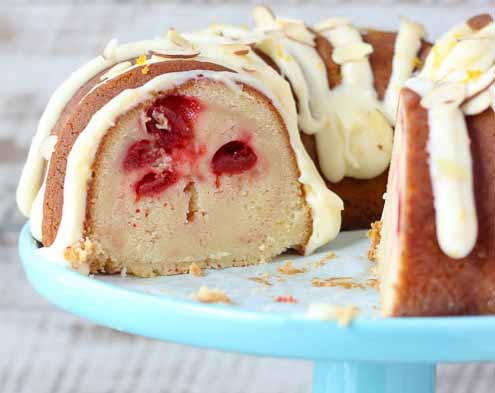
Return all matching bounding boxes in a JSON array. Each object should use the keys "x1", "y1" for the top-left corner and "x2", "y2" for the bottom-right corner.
[{"x1": 2, "y1": 2, "x2": 495, "y2": 392}]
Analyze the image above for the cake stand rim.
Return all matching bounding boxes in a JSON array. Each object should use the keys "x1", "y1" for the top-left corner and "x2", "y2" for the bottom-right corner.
[{"x1": 19, "y1": 222, "x2": 495, "y2": 363}]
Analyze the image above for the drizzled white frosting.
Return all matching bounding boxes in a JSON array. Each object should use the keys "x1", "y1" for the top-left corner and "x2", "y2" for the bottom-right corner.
[
  {"x1": 383, "y1": 17, "x2": 426, "y2": 122},
  {"x1": 405, "y1": 17, "x2": 495, "y2": 259},
  {"x1": 254, "y1": 10, "x2": 425, "y2": 183},
  {"x1": 317, "y1": 20, "x2": 393, "y2": 182}
]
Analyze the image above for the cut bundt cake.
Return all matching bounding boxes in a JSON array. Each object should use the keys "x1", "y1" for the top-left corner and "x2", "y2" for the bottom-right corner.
[
  {"x1": 371, "y1": 14, "x2": 495, "y2": 316},
  {"x1": 17, "y1": 28, "x2": 343, "y2": 276}
]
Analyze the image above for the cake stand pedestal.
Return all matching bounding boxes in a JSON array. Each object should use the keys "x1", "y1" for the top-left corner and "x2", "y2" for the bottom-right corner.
[{"x1": 19, "y1": 223, "x2": 495, "y2": 393}]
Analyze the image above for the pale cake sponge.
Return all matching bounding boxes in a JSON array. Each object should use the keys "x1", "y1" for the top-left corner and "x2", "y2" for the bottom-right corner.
[{"x1": 80, "y1": 79, "x2": 312, "y2": 276}]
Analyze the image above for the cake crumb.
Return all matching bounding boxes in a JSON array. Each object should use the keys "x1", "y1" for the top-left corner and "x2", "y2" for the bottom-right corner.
[
  {"x1": 313, "y1": 251, "x2": 337, "y2": 268},
  {"x1": 274, "y1": 295, "x2": 297, "y2": 303},
  {"x1": 189, "y1": 262, "x2": 204, "y2": 277},
  {"x1": 64, "y1": 238, "x2": 106, "y2": 274},
  {"x1": 306, "y1": 303, "x2": 359, "y2": 327},
  {"x1": 249, "y1": 273, "x2": 272, "y2": 286},
  {"x1": 311, "y1": 276, "x2": 366, "y2": 289},
  {"x1": 274, "y1": 275, "x2": 287, "y2": 283},
  {"x1": 366, "y1": 278, "x2": 379, "y2": 289},
  {"x1": 367, "y1": 221, "x2": 382, "y2": 262},
  {"x1": 277, "y1": 260, "x2": 307, "y2": 275},
  {"x1": 120, "y1": 267, "x2": 128, "y2": 277},
  {"x1": 193, "y1": 286, "x2": 230, "y2": 304}
]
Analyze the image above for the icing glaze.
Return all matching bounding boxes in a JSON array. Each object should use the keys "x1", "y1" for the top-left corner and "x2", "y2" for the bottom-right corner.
[{"x1": 406, "y1": 17, "x2": 495, "y2": 258}]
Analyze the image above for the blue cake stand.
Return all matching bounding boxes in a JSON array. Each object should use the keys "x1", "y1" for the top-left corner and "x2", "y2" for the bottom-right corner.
[{"x1": 19, "y1": 222, "x2": 495, "y2": 393}]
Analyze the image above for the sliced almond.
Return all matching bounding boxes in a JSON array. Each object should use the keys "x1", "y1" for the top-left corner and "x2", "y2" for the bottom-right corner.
[
  {"x1": 399, "y1": 16, "x2": 426, "y2": 38},
  {"x1": 314, "y1": 17, "x2": 350, "y2": 32},
  {"x1": 221, "y1": 43, "x2": 252, "y2": 56},
  {"x1": 252, "y1": 5, "x2": 276, "y2": 27},
  {"x1": 102, "y1": 38, "x2": 119, "y2": 61},
  {"x1": 462, "y1": 89, "x2": 492, "y2": 115},
  {"x1": 421, "y1": 82, "x2": 466, "y2": 109},
  {"x1": 150, "y1": 48, "x2": 201, "y2": 59},
  {"x1": 332, "y1": 42, "x2": 373, "y2": 64},
  {"x1": 241, "y1": 66, "x2": 257, "y2": 73},
  {"x1": 40, "y1": 135, "x2": 58, "y2": 160},
  {"x1": 166, "y1": 28, "x2": 194, "y2": 49},
  {"x1": 279, "y1": 20, "x2": 315, "y2": 46}
]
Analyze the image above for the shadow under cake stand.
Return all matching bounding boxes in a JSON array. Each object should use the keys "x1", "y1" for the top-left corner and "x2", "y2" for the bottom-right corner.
[{"x1": 19, "y1": 222, "x2": 495, "y2": 393}]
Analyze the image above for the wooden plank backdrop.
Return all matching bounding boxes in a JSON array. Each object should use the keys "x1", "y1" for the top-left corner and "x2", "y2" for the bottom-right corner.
[{"x1": 1, "y1": 2, "x2": 495, "y2": 392}]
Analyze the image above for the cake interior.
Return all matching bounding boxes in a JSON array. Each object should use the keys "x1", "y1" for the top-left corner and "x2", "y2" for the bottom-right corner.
[{"x1": 83, "y1": 78, "x2": 312, "y2": 276}]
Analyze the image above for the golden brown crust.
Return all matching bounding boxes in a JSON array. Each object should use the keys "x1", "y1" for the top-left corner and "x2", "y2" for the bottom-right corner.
[
  {"x1": 467, "y1": 14, "x2": 493, "y2": 30},
  {"x1": 310, "y1": 31, "x2": 431, "y2": 229},
  {"x1": 390, "y1": 88, "x2": 495, "y2": 316},
  {"x1": 42, "y1": 60, "x2": 233, "y2": 246}
]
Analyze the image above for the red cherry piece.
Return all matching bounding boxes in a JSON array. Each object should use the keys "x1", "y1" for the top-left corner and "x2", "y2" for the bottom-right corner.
[
  {"x1": 134, "y1": 169, "x2": 178, "y2": 199},
  {"x1": 211, "y1": 141, "x2": 257, "y2": 175},
  {"x1": 145, "y1": 95, "x2": 202, "y2": 151},
  {"x1": 123, "y1": 140, "x2": 162, "y2": 172}
]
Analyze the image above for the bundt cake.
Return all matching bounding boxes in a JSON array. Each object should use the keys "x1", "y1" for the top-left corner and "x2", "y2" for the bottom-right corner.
[
  {"x1": 371, "y1": 14, "x2": 495, "y2": 316},
  {"x1": 17, "y1": 25, "x2": 344, "y2": 276},
  {"x1": 17, "y1": 7, "x2": 431, "y2": 277}
]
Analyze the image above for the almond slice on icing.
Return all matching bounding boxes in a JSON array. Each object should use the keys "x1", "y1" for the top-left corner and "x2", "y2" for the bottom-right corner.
[
  {"x1": 40, "y1": 135, "x2": 58, "y2": 160},
  {"x1": 166, "y1": 28, "x2": 194, "y2": 50},
  {"x1": 462, "y1": 89, "x2": 492, "y2": 115},
  {"x1": 241, "y1": 66, "x2": 257, "y2": 73},
  {"x1": 314, "y1": 17, "x2": 351, "y2": 32},
  {"x1": 421, "y1": 82, "x2": 466, "y2": 109},
  {"x1": 220, "y1": 43, "x2": 252, "y2": 56},
  {"x1": 279, "y1": 21, "x2": 315, "y2": 46},
  {"x1": 102, "y1": 38, "x2": 119, "y2": 61},
  {"x1": 332, "y1": 42, "x2": 373, "y2": 64},
  {"x1": 399, "y1": 16, "x2": 426, "y2": 37},
  {"x1": 150, "y1": 49, "x2": 201, "y2": 59},
  {"x1": 252, "y1": 5, "x2": 276, "y2": 27}
]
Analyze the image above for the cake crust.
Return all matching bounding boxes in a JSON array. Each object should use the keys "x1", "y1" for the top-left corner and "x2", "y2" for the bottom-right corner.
[{"x1": 389, "y1": 88, "x2": 495, "y2": 316}]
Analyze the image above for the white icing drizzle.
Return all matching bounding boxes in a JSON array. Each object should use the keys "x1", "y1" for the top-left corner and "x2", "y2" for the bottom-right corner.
[
  {"x1": 383, "y1": 17, "x2": 426, "y2": 122},
  {"x1": 252, "y1": 10, "x2": 424, "y2": 184},
  {"x1": 422, "y1": 83, "x2": 478, "y2": 259},
  {"x1": 317, "y1": 20, "x2": 392, "y2": 183},
  {"x1": 406, "y1": 17, "x2": 495, "y2": 259},
  {"x1": 37, "y1": 70, "x2": 342, "y2": 260}
]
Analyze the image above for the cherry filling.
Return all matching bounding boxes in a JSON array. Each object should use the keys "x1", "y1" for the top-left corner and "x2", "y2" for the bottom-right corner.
[
  {"x1": 211, "y1": 141, "x2": 258, "y2": 176},
  {"x1": 123, "y1": 140, "x2": 161, "y2": 172},
  {"x1": 133, "y1": 169, "x2": 178, "y2": 199},
  {"x1": 145, "y1": 95, "x2": 202, "y2": 151},
  {"x1": 122, "y1": 95, "x2": 203, "y2": 199}
]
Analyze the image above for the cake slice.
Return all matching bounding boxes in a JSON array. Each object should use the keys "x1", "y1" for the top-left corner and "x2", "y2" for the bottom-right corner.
[
  {"x1": 18, "y1": 31, "x2": 343, "y2": 277},
  {"x1": 372, "y1": 14, "x2": 495, "y2": 316}
]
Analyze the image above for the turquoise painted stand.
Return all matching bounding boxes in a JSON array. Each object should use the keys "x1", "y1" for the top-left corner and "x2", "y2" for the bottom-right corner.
[{"x1": 18, "y1": 223, "x2": 495, "y2": 393}]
